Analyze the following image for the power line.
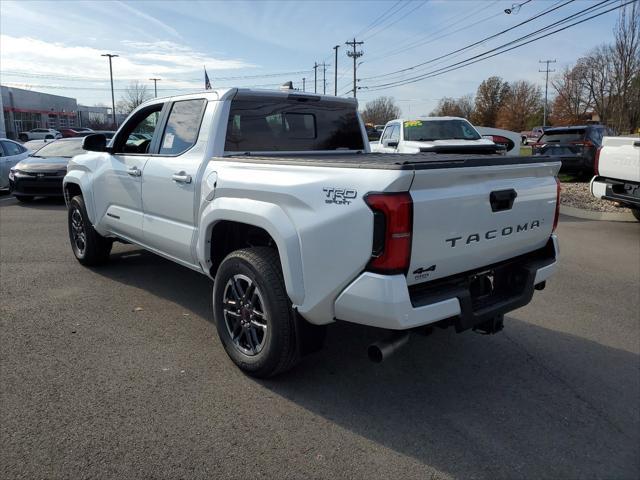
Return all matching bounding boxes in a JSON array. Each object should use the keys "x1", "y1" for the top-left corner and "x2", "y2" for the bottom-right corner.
[
  {"x1": 366, "y1": 0, "x2": 500, "y2": 63},
  {"x1": 362, "y1": 0, "x2": 620, "y2": 92},
  {"x1": 354, "y1": 0, "x2": 403, "y2": 38},
  {"x1": 361, "y1": 0, "x2": 429, "y2": 41},
  {"x1": 362, "y1": 0, "x2": 575, "y2": 81}
]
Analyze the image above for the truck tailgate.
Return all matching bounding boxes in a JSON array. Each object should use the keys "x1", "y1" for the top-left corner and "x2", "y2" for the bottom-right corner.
[{"x1": 408, "y1": 160, "x2": 560, "y2": 286}]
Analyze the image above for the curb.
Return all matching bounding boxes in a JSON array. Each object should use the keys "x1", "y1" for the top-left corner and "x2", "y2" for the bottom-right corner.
[{"x1": 560, "y1": 205, "x2": 637, "y2": 222}]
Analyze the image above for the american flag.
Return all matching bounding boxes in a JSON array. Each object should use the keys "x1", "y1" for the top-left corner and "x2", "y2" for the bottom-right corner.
[{"x1": 204, "y1": 67, "x2": 212, "y2": 90}]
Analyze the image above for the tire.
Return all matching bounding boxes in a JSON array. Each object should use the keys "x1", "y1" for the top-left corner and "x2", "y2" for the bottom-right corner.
[
  {"x1": 18, "y1": 134, "x2": 28, "y2": 142},
  {"x1": 213, "y1": 247, "x2": 299, "y2": 378},
  {"x1": 14, "y1": 195, "x2": 34, "y2": 203},
  {"x1": 632, "y1": 208, "x2": 640, "y2": 222},
  {"x1": 45, "y1": 135, "x2": 54, "y2": 140},
  {"x1": 68, "y1": 195, "x2": 112, "y2": 266}
]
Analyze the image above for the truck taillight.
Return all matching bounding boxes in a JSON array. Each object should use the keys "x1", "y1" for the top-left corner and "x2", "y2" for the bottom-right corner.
[
  {"x1": 553, "y1": 177, "x2": 561, "y2": 232},
  {"x1": 594, "y1": 146, "x2": 602, "y2": 175},
  {"x1": 364, "y1": 192, "x2": 413, "y2": 274}
]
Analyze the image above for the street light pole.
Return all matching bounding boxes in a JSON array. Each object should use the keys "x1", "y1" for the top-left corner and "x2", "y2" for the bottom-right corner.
[
  {"x1": 149, "y1": 78, "x2": 160, "y2": 97},
  {"x1": 333, "y1": 45, "x2": 340, "y2": 96},
  {"x1": 101, "y1": 53, "x2": 119, "y2": 128}
]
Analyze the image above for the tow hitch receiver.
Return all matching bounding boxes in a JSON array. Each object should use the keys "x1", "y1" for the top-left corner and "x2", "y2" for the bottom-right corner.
[{"x1": 473, "y1": 314, "x2": 504, "y2": 335}]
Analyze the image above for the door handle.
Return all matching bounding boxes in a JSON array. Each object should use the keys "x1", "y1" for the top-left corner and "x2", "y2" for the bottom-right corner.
[
  {"x1": 127, "y1": 167, "x2": 142, "y2": 177},
  {"x1": 172, "y1": 172, "x2": 192, "y2": 184}
]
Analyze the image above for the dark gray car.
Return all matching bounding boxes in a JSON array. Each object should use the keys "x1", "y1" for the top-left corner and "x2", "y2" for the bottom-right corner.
[{"x1": 9, "y1": 138, "x2": 85, "y2": 202}]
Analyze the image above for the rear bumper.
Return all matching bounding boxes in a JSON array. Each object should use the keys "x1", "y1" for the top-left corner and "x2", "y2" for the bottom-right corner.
[
  {"x1": 334, "y1": 235, "x2": 559, "y2": 330},
  {"x1": 556, "y1": 154, "x2": 592, "y2": 172},
  {"x1": 591, "y1": 177, "x2": 640, "y2": 208}
]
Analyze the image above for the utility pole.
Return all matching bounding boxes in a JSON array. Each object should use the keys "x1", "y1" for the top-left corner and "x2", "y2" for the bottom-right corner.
[
  {"x1": 149, "y1": 78, "x2": 160, "y2": 97},
  {"x1": 313, "y1": 62, "x2": 318, "y2": 93},
  {"x1": 345, "y1": 38, "x2": 364, "y2": 98},
  {"x1": 101, "y1": 53, "x2": 119, "y2": 128},
  {"x1": 319, "y1": 62, "x2": 328, "y2": 95},
  {"x1": 333, "y1": 45, "x2": 340, "y2": 96},
  {"x1": 302, "y1": 77, "x2": 306, "y2": 92},
  {"x1": 539, "y1": 59, "x2": 556, "y2": 127}
]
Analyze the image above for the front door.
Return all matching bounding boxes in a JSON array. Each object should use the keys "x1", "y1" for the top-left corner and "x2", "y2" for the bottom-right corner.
[
  {"x1": 141, "y1": 98, "x2": 208, "y2": 265},
  {"x1": 92, "y1": 103, "x2": 164, "y2": 241}
]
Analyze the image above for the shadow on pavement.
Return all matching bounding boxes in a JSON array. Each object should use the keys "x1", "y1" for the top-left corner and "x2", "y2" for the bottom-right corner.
[{"x1": 94, "y1": 246, "x2": 640, "y2": 479}]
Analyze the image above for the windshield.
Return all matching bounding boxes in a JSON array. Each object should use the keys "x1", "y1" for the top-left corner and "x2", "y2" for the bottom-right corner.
[
  {"x1": 403, "y1": 119, "x2": 480, "y2": 141},
  {"x1": 32, "y1": 140, "x2": 85, "y2": 158},
  {"x1": 539, "y1": 129, "x2": 586, "y2": 143}
]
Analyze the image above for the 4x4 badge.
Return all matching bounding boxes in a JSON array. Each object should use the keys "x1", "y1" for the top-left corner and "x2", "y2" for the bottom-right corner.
[{"x1": 413, "y1": 265, "x2": 436, "y2": 275}]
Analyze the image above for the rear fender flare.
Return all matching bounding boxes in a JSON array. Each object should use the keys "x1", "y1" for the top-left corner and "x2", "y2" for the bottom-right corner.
[{"x1": 197, "y1": 197, "x2": 305, "y2": 306}]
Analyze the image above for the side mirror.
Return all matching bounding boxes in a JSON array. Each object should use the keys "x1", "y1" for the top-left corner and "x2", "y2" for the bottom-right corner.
[
  {"x1": 385, "y1": 140, "x2": 399, "y2": 148},
  {"x1": 82, "y1": 133, "x2": 108, "y2": 152}
]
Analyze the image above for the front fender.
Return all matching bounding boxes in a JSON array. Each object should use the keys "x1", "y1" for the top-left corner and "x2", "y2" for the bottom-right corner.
[
  {"x1": 63, "y1": 166, "x2": 96, "y2": 224},
  {"x1": 197, "y1": 197, "x2": 305, "y2": 306}
]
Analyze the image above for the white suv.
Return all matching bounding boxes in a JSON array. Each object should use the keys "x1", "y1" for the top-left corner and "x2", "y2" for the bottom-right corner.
[{"x1": 18, "y1": 128, "x2": 62, "y2": 142}]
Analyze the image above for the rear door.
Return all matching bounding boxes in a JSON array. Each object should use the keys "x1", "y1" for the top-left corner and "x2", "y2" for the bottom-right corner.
[
  {"x1": 141, "y1": 98, "x2": 208, "y2": 265},
  {"x1": 407, "y1": 158, "x2": 560, "y2": 286}
]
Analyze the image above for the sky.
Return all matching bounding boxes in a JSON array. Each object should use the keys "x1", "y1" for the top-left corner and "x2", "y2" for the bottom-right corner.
[{"x1": 0, "y1": 0, "x2": 627, "y2": 116}]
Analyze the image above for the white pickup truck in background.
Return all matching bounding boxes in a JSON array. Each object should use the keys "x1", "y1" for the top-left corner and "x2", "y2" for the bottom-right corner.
[
  {"x1": 371, "y1": 117, "x2": 501, "y2": 155},
  {"x1": 63, "y1": 88, "x2": 561, "y2": 377},
  {"x1": 591, "y1": 136, "x2": 640, "y2": 221}
]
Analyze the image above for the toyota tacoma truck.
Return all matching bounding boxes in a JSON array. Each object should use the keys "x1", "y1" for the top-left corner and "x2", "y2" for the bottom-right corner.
[
  {"x1": 63, "y1": 88, "x2": 561, "y2": 377},
  {"x1": 591, "y1": 136, "x2": 640, "y2": 221}
]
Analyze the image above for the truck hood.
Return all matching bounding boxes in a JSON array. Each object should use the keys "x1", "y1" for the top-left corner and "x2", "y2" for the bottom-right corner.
[{"x1": 403, "y1": 138, "x2": 495, "y2": 149}]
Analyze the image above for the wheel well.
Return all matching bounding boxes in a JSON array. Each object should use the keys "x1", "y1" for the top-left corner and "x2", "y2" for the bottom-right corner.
[
  {"x1": 209, "y1": 221, "x2": 278, "y2": 276},
  {"x1": 64, "y1": 183, "x2": 82, "y2": 204}
]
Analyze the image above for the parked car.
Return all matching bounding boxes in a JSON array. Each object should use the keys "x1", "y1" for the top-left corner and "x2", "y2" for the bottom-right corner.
[
  {"x1": 521, "y1": 126, "x2": 545, "y2": 145},
  {"x1": 18, "y1": 128, "x2": 62, "y2": 142},
  {"x1": 60, "y1": 127, "x2": 94, "y2": 138},
  {"x1": 63, "y1": 88, "x2": 561, "y2": 377},
  {"x1": 9, "y1": 137, "x2": 84, "y2": 202},
  {"x1": 531, "y1": 125, "x2": 615, "y2": 176},
  {"x1": 591, "y1": 136, "x2": 640, "y2": 221},
  {"x1": 476, "y1": 126, "x2": 521, "y2": 156},
  {"x1": 371, "y1": 117, "x2": 500, "y2": 154},
  {"x1": 0, "y1": 139, "x2": 31, "y2": 189}
]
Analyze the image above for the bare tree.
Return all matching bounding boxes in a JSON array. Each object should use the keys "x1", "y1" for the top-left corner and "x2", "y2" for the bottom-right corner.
[
  {"x1": 430, "y1": 94, "x2": 475, "y2": 119},
  {"x1": 361, "y1": 97, "x2": 402, "y2": 125},
  {"x1": 496, "y1": 80, "x2": 543, "y2": 131},
  {"x1": 117, "y1": 81, "x2": 153, "y2": 115},
  {"x1": 578, "y1": 45, "x2": 615, "y2": 126},
  {"x1": 551, "y1": 65, "x2": 593, "y2": 125},
  {"x1": 611, "y1": 1, "x2": 640, "y2": 132},
  {"x1": 471, "y1": 76, "x2": 510, "y2": 126}
]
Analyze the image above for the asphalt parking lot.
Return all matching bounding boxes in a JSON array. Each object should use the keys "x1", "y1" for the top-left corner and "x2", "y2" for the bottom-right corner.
[{"x1": 1, "y1": 194, "x2": 639, "y2": 480}]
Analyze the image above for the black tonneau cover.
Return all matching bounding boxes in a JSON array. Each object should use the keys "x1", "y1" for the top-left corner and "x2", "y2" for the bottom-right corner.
[{"x1": 220, "y1": 152, "x2": 558, "y2": 170}]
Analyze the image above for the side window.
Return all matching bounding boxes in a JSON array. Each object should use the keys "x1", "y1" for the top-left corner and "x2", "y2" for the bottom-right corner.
[
  {"x1": 114, "y1": 104, "x2": 163, "y2": 154},
  {"x1": 159, "y1": 99, "x2": 206, "y2": 155},
  {"x1": 380, "y1": 125, "x2": 393, "y2": 142},
  {"x1": 389, "y1": 125, "x2": 400, "y2": 142},
  {"x1": 1, "y1": 140, "x2": 22, "y2": 156}
]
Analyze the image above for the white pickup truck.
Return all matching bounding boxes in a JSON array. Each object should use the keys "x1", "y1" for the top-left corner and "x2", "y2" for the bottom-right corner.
[
  {"x1": 63, "y1": 88, "x2": 561, "y2": 377},
  {"x1": 371, "y1": 117, "x2": 500, "y2": 155},
  {"x1": 591, "y1": 136, "x2": 640, "y2": 221}
]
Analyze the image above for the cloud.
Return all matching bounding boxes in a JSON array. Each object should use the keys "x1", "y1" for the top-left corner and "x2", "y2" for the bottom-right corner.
[
  {"x1": 113, "y1": 1, "x2": 183, "y2": 40},
  {"x1": 0, "y1": 35, "x2": 253, "y2": 87}
]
